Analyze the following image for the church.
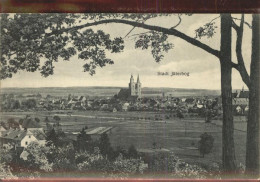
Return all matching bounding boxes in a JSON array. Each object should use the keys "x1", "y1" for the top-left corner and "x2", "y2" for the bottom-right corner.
[
  {"x1": 117, "y1": 74, "x2": 142, "y2": 101},
  {"x1": 129, "y1": 74, "x2": 142, "y2": 98}
]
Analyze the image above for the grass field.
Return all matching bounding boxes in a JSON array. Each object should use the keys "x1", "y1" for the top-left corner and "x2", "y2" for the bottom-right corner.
[{"x1": 0, "y1": 111, "x2": 247, "y2": 169}]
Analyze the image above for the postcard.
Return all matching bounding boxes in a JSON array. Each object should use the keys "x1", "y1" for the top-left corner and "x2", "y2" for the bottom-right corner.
[{"x1": 0, "y1": 11, "x2": 259, "y2": 180}]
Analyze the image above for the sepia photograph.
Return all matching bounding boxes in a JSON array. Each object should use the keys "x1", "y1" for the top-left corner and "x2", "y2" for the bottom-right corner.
[{"x1": 0, "y1": 13, "x2": 259, "y2": 180}]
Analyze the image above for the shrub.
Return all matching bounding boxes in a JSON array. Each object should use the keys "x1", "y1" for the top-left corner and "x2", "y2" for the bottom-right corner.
[{"x1": 198, "y1": 133, "x2": 214, "y2": 157}]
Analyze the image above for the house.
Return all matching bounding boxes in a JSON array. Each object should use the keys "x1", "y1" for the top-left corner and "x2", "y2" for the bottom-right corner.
[
  {"x1": 232, "y1": 88, "x2": 249, "y2": 115},
  {"x1": 86, "y1": 99, "x2": 94, "y2": 107},
  {"x1": 195, "y1": 104, "x2": 204, "y2": 109},
  {"x1": 122, "y1": 102, "x2": 130, "y2": 111},
  {"x1": 78, "y1": 96, "x2": 87, "y2": 103},
  {"x1": 112, "y1": 107, "x2": 117, "y2": 112},
  {"x1": 0, "y1": 128, "x2": 46, "y2": 149},
  {"x1": 185, "y1": 98, "x2": 195, "y2": 108},
  {"x1": 0, "y1": 125, "x2": 7, "y2": 132},
  {"x1": 232, "y1": 88, "x2": 249, "y2": 106},
  {"x1": 235, "y1": 105, "x2": 242, "y2": 114},
  {"x1": 101, "y1": 104, "x2": 109, "y2": 110}
]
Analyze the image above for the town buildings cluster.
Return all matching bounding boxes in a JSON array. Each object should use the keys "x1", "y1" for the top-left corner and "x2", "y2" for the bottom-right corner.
[{"x1": 0, "y1": 75, "x2": 248, "y2": 116}]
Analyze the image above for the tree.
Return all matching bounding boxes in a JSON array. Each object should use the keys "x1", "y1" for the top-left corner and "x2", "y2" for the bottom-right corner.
[
  {"x1": 44, "y1": 116, "x2": 50, "y2": 123},
  {"x1": 177, "y1": 110, "x2": 184, "y2": 120},
  {"x1": 98, "y1": 133, "x2": 114, "y2": 160},
  {"x1": 75, "y1": 128, "x2": 92, "y2": 152},
  {"x1": 127, "y1": 144, "x2": 138, "y2": 159},
  {"x1": 205, "y1": 109, "x2": 212, "y2": 123},
  {"x1": 46, "y1": 128, "x2": 58, "y2": 147},
  {"x1": 53, "y1": 115, "x2": 61, "y2": 122},
  {"x1": 21, "y1": 99, "x2": 37, "y2": 109},
  {"x1": 198, "y1": 133, "x2": 214, "y2": 158},
  {"x1": 24, "y1": 142, "x2": 53, "y2": 172},
  {"x1": 1, "y1": 13, "x2": 258, "y2": 172},
  {"x1": 7, "y1": 118, "x2": 19, "y2": 129},
  {"x1": 231, "y1": 14, "x2": 259, "y2": 174},
  {"x1": 244, "y1": 14, "x2": 259, "y2": 174},
  {"x1": 34, "y1": 117, "x2": 40, "y2": 123}
]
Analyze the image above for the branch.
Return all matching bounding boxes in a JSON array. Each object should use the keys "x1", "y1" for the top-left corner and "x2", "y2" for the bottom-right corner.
[
  {"x1": 231, "y1": 62, "x2": 239, "y2": 70},
  {"x1": 232, "y1": 20, "x2": 239, "y2": 31},
  {"x1": 127, "y1": 31, "x2": 152, "y2": 38},
  {"x1": 46, "y1": 19, "x2": 220, "y2": 58},
  {"x1": 170, "y1": 14, "x2": 182, "y2": 29},
  {"x1": 124, "y1": 26, "x2": 136, "y2": 38},
  {"x1": 232, "y1": 17, "x2": 252, "y2": 29},
  {"x1": 233, "y1": 14, "x2": 251, "y2": 87},
  {"x1": 209, "y1": 16, "x2": 220, "y2": 24}
]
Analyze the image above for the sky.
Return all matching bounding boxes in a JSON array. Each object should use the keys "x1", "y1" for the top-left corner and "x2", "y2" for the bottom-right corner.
[{"x1": 1, "y1": 14, "x2": 252, "y2": 90}]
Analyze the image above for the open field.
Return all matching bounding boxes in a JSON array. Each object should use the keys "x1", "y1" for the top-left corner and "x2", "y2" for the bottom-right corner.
[{"x1": 0, "y1": 111, "x2": 246, "y2": 169}]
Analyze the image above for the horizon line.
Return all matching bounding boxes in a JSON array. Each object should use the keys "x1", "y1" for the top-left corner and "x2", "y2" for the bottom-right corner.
[{"x1": 0, "y1": 85, "x2": 247, "y2": 91}]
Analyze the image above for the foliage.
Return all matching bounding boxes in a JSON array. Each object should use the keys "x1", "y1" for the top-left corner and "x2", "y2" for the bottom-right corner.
[
  {"x1": 198, "y1": 132, "x2": 214, "y2": 157},
  {"x1": 53, "y1": 115, "x2": 61, "y2": 121},
  {"x1": 0, "y1": 162, "x2": 16, "y2": 179},
  {"x1": 76, "y1": 150, "x2": 109, "y2": 172},
  {"x1": 177, "y1": 110, "x2": 184, "y2": 119},
  {"x1": 0, "y1": 143, "x2": 14, "y2": 164},
  {"x1": 148, "y1": 153, "x2": 207, "y2": 178},
  {"x1": 7, "y1": 118, "x2": 20, "y2": 129},
  {"x1": 98, "y1": 133, "x2": 114, "y2": 160},
  {"x1": 76, "y1": 151, "x2": 147, "y2": 177},
  {"x1": 127, "y1": 144, "x2": 138, "y2": 159},
  {"x1": 1, "y1": 99, "x2": 21, "y2": 110},
  {"x1": 195, "y1": 22, "x2": 218, "y2": 39},
  {"x1": 108, "y1": 154, "x2": 147, "y2": 177},
  {"x1": 35, "y1": 117, "x2": 40, "y2": 123},
  {"x1": 49, "y1": 144, "x2": 77, "y2": 171},
  {"x1": 75, "y1": 128, "x2": 93, "y2": 152},
  {"x1": 21, "y1": 99, "x2": 37, "y2": 109},
  {"x1": 135, "y1": 31, "x2": 173, "y2": 62},
  {"x1": 24, "y1": 142, "x2": 53, "y2": 172},
  {"x1": 0, "y1": 13, "x2": 184, "y2": 79},
  {"x1": 45, "y1": 128, "x2": 58, "y2": 147},
  {"x1": 0, "y1": 14, "x2": 124, "y2": 79}
]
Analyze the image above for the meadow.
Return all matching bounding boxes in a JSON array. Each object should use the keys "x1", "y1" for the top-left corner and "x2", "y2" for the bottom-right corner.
[{"x1": 0, "y1": 110, "x2": 246, "y2": 169}]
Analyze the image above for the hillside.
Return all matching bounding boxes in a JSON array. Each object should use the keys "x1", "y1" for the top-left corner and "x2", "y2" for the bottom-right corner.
[{"x1": 0, "y1": 86, "x2": 221, "y2": 98}]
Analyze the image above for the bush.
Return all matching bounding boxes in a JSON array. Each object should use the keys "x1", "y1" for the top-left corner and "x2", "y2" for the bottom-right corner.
[
  {"x1": 127, "y1": 145, "x2": 138, "y2": 159},
  {"x1": 148, "y1": 153, "x2": 207, "y2": 178},
  {"x1": 53, "y1": 116, "x2": 61, "y2": 122},
  {"x1": 198, "y1": 133, "x2": 214, "y2": 157}
]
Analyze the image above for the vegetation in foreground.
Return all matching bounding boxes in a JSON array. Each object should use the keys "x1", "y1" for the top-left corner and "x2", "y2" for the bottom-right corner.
[{"x1": 0, "y1": 126, "x2": 222, "y2": 179}]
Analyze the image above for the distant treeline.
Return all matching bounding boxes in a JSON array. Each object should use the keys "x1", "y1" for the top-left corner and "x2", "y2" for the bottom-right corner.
[{"x1": 1, "y1": 87, "x2": 221, "y2": 98}]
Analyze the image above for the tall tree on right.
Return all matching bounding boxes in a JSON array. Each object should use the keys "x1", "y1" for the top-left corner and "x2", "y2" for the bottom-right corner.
[
  {"x1": 245, "y1": 14, "x2": 259, "y2": 174},
  {"x1": 230, "y1": 14, "x2": 259, "y2": 174}
]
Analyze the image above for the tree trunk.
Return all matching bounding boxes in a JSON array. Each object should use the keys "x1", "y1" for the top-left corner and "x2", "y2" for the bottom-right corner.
[
  {"x1": 246, "y1": 14, "x2": 259, "y2": 174},
  {"x1": 220, "y1": 14, "x2": 237, "y2": 172}
]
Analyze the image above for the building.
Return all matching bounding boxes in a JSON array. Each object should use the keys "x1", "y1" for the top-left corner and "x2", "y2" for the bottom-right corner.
[
  {"x1": 232, "y1": 87, "x2": 249, "y2": 115},
  {"x1": 232, "y1": 87, "x2": 249, "y2": 106},
  {"x1": 118, "y1": 74, "x2": 142, "y2": 101},
  {"x1": 0, "y1": 128, "x2": 46, "y2": 149},
  {"x1": 129, "y1": 74, "x2": 142, "y2": 98}
]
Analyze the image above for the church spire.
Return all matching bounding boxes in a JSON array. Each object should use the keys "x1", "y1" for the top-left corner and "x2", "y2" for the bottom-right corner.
[
  {"x1": 137, "y1": 74, "x2": 140, "y2": 83},
  {"x1": 130, "y1": 74, "x2": 134, "y2": 83}
]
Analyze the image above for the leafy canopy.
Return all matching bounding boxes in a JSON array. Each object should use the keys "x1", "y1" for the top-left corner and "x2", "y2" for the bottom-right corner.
[{"x1": 1, "y1": 13, "x2": 177, "y2": 79}]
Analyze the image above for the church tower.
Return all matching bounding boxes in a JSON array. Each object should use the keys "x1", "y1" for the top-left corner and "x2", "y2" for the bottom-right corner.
[
  {"x1": 128, "y1": 74, "x2": 141, "y2": 98},
  {"x1": 129, "y1": 74, "x2": 135, "y2": 96},
  {"x1": 136, "y1": 74, "x2": 142, "y2": 98}
]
